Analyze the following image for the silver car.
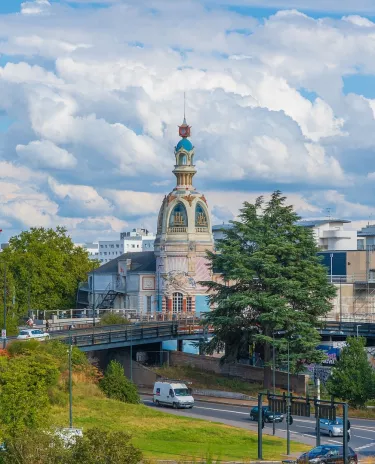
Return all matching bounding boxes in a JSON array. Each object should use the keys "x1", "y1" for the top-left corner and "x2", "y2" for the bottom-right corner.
[
  {"x1": 17, "y1": 329, "x2": 50, "y2": 341},
  {"x1": 318, "y1": 418, "x2": 350, "y2": 437}
]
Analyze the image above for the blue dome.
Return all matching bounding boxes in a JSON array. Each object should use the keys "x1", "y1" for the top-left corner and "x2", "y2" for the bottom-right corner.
[{"x1": 176, "y1": 138, "x2": 193, "y2": 151}]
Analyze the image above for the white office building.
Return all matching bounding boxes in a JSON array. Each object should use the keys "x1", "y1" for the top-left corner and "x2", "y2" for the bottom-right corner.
[
  {"x1": 213, "y1": 219, "x2": 358, "y2": 251},
  {"x1": 98, "y1": 229, "x2": 155, "y2": 263}
]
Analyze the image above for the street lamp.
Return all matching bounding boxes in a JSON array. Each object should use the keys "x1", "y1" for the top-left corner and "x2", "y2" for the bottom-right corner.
[
  {"x1": 272, "y1": 330, "x2": 276, "y2": 436},
  {"x1": 356, "y1": 325, "x2": 362, "y2": 338},
  {"x1": 2, "y1": 263, "x2": 6, "y2": 350},
  {"x1": 330, "y1": 253, "x2": 334, "y2": 283}
]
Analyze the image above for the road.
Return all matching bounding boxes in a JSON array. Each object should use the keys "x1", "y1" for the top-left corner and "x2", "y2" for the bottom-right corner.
[{"x1": 142, "y1": 396, "x2": 375, "y2": 458}]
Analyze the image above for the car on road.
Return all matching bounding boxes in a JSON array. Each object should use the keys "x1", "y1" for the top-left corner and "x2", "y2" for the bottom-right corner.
[
  {"x1": 250, "y1": 406, "x2": 284, "y2": 423},
  {"x1": 316, "y1": 418, "x2": 351, "y2": 438},
  {"x1": 296, "y1": 445, "x2": 357, "y2": 464},
  {"x1": 17, "y1": 329, "x2": 50, "y2": 341},
  {"x1": 153, "y1": 381, "x2": 194, "y2": 409}
]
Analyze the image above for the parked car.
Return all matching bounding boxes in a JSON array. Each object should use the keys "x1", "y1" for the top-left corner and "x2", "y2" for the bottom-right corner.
[
  {"x1": 17, "y1": 329, "x2": 50, "y2": 341},
  {"x1": 153, "y1": 381, "x2": 194, "y2": 409},
  {"x1": 296, "y1": 445, "x2": 357, "y2": 464},
  {"x1": 250, "y1": 406, "x2": 284, "y2": 423},
  {"x1": 316, "y1": 418, "x2": 351, "y2": 438}
]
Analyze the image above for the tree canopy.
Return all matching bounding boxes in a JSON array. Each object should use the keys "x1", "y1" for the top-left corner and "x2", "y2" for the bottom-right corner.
[
  {"x1": 327, "y1": 337, "x2": 375, "y2": 408},
  {"x1": 1, "y1": 227, "x2": 97, "y2": 325},
  {"x1": 202, "y1": 191, "x2": 336, "y2": 376}
]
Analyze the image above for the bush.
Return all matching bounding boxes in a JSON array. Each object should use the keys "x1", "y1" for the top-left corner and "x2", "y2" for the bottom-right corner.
[
  {"x1": 326, "y1": 336, "x2": 375, "y2": 408},
  {"x1": 0, "y1": 427, "x2": 143, "y2": 464},
  {"x1": 99, "y1": 360, "x2": 139, "y2": 404},
  {"x1": 69, "y1": 428, "x2": 142, "y2": 464},
  {"x1": 98, "y1": 312, "x2": 130, "y2": 326}
]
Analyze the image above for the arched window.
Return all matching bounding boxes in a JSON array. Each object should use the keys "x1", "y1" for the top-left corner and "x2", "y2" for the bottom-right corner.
[
  {"x1": 169, "y1": 202, "x2": 188, "y2": 227},
  {"x1": 195, "y1": 203, "x2": 208, "y2": 227},
  {"x1": 173, "y1": 292, "x2": 183, "y2": 313},
  {"x1": 179, "y1": 154, "x2": 187, "y2": 165}
]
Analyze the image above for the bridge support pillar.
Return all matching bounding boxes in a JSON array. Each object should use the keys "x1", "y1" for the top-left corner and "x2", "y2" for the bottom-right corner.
[{"x1": 177, "y1": 339, "x2": 183, "y2": 352}]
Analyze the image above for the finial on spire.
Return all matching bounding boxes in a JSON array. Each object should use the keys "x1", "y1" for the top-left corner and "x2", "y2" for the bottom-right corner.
[
  {"x1": 178, "y1": 92, "x2": 191, "y2": 138},
  {"x1": 183, "y1": 91, "x2": 186, "y2": 125}
]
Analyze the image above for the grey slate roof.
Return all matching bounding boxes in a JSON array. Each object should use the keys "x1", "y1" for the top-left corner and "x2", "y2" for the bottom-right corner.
[
  {"x1": 358, "y1": 225, "x2": 375, "y2": 236},
  {"x1": 91, "y1": 251, "x2": 156, "y2": 275}
]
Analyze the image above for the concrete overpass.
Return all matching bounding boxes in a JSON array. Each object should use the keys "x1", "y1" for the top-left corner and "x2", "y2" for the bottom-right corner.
[{"x1": 52, "y1": 321, "x2": 210, "y2": 352}]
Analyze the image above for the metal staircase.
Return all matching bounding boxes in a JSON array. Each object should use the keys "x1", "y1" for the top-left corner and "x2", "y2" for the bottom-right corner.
[{"x1": 93, "y1": 282, "x2": 122, "y2": 311}]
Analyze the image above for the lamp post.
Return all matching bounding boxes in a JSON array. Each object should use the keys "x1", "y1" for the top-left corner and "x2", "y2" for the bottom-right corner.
[
  {"x1": 272, "y1": 330, "x2": 276, "y2": 436},
  {"x1": 68, "y1": 328, "x2": 73, "y2": 428},
  {"x1": 2, "y1": 263, "x2": 6, "y2": 350},
  {"x1": 330, "y1": 253, "x2": 333, "y2": 283},
  {"x1": 356, "y1": 325, "x2": 362, "y2": 338},
  {"x1": 92, "y1": 268, "x2": 96, "y2": 327},
  {"x1": 286, "y1": 339, "x2": 290, "y2": 456}
]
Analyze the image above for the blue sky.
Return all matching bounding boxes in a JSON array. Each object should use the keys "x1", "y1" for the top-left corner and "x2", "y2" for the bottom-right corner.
[{"x1": 1, "y1": 0, "x2": 375, "y2": 241}]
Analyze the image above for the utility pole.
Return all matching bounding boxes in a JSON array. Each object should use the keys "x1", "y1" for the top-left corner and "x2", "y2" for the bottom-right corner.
[
  {"x1": 3, "y1": 263, "x2": 6, "y2": 350},
  {"x1": 272, "y1": 330, "x2": 276, "y2": 436},
  {"x1": 286, "y1": 340, "x2": 291, "y2": 456},
  {"x1": 68, "y1": 330, "x2": 73, "y2": 428},
  {"x1": 92, "y1": 268, "x2": 96, "y2": 327},
  {"x1": 130, "y1": 323, "x2": 133, "y2": 381}
]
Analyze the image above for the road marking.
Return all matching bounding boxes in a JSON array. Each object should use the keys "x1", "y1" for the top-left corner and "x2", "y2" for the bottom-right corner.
[
  {"x1": 353, "y1": 435, "x2": 375, "y2": 441},
  {"x1": 327, "y1": 439, "x2": 342, "y2": 444},
  {"x1": 194, "y1": 406, "x2": 249, "y2": 415},
  {"x1": 355, "y1": 442, "x2": 375, "y2": 451}
]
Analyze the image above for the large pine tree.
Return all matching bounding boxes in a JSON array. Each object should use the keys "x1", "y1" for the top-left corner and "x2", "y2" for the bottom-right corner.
[{"x1": 202, "y1": 191, "x2": 336, "y2": 383}]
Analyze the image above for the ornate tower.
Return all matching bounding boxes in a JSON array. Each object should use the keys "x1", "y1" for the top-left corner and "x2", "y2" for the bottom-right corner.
[{"x1": 154, "y1": 116, "x2": 214, "y2": 315}]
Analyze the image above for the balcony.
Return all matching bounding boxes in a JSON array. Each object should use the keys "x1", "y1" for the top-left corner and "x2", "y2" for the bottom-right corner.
[
  {"x1": 195, "y1": 227, "x2": 208, "y2": 233},
  {"x1": 168, "y1": 227, "x2": 187, "y2": 233}
]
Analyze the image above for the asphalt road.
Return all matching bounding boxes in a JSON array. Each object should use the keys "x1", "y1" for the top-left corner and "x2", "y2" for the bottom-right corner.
[{"x1": 142, "y1": 397, "x2": 375, "y2": 458}]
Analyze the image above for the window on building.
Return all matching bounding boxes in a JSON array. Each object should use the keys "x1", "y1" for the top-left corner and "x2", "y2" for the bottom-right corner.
[
  {"x1": 137, "y1": 244, "x2": 139, "y2": 248},
  {"x1": 195, "y1": 203, "x2": 208, "y2": 227},
  {"x1": 146, "y1": 296, "x2": 152, "y2": 313},
  {"x1": 116, "y1": 244, "x2": 119, "y2": 248},
  {"x1": 169, "y1": 202, "x2": 188, "y2": 227},
  {"x1": 100, "y1": 245, "x2": 103, "y2": 248},
  {"x1": 104, "y1": 252, "x2": 107, "y2": 255},
  {"x1": 105, "y1": 245, "x2": 108, "y2": 248},
  {"x1": 132, "y1": 244, "x2": 135, "y2": 248},
  {"x1": 172, "y1": 292, "x2": 183, "y2": 313},
  {"x1": 187, "y1": 296, "x2": 192, "y2": 312}
]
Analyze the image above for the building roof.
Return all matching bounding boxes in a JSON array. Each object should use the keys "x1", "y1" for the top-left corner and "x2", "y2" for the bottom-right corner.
[
  {"x1": 296, "y1": 219, "x2": 351, "y2": 228},
  {"x1": 212, "y1": 224, "x2": 233, "y2": 231},
  {"x1": 358, "y1": 225, "x2": 375, "y2": 236},
  {"x1": 176, "y1": 138, "x2": 193, "y2": 151},
  {"x1": 91, "y1": 251, "x2": 156, "y2": 275}
]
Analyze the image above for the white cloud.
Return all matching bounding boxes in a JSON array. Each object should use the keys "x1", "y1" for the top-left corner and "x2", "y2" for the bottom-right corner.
[
  {"x1": 21, "y1": 0, "x2": 51, "y2": 15},
  {"x1": 16, "y1": 140, "x2": 77, "y2": 170},
  {"x1": 48, "y1": 178, "x2": 114, "y2": 216},
  {"x1": 0, "y1": 2, "x2": 375, "y2": 241}
]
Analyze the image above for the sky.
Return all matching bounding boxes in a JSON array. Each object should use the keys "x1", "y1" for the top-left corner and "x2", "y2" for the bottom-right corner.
[{"x1": 1, "y1": 0, "x2": 375, "y2": 242}]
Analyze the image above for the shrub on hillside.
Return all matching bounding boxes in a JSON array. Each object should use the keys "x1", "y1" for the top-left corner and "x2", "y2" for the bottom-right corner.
[
  {"x1": 98, "y1": 312, "x2": 130, "y2": 326},
  {"x1": 69, "y1": 428, "x2": 142, "y2": 464},
  {"x1": 99, "y1": 360, "x2": 139, "y2": 404},
  {"x1": 0, "y1": 428, "x2": 143, "y2": 464}
]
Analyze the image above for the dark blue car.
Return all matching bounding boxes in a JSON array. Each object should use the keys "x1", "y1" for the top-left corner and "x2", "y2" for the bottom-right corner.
[{"x1": 297, "y1": 445, "x2": 357, "y2": 464}]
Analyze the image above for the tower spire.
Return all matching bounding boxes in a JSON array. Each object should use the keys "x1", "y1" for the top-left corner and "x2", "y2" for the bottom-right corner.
[
  {"x1": 183, "y1": 92, "x2": 186, "y2": 125},
  {"x1": 178, "y1": 93, "x2": 191, "y2": 139}
]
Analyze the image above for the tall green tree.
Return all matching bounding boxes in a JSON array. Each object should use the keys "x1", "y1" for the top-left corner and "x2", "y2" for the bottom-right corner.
[
  {"x1": 327, "y1": 337, "x2": 375, "y2": 408},
  {"x1": 202, "y1": 191, "x2": 336, "y2": 383},
  {"x1": 2, "y1": 227, "x2": 98, "y2": 317},
  {"x1": 100, "y1": 360, "x2": 139, "y2": 404}
]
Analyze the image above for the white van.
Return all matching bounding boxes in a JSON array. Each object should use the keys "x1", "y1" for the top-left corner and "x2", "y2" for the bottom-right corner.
[{"x1": 153, "y1": 381, "x2": 194, "y2": 409}]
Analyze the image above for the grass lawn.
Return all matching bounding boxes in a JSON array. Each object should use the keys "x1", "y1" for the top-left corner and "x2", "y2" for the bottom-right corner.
[
  {"x1": 51, "y1": 381, "x2": 308, "y2": 462},
  {"x1": 154, "y1": 365, "x2": 265, "y2": 396}
]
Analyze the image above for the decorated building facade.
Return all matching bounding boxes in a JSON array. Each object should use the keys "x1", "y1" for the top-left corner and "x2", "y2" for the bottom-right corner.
[{"x1": 84, "y1": 117, "x2": 214, "y2": 315}]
